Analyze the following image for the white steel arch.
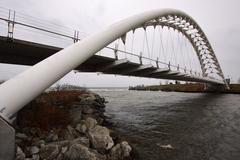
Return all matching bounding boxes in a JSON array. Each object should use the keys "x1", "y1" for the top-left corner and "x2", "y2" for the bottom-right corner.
[{"x1": 0, "y1": 9, "x2": 225, "y2": 123}]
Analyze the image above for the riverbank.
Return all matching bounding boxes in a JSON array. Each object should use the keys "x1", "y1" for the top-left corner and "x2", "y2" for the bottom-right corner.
[
  {"x1": 15, "y1": 85, "x2": 134, "y2": 160},
  {"x1": 129, "y1": 83, "x2": 240, "y2": 94}
]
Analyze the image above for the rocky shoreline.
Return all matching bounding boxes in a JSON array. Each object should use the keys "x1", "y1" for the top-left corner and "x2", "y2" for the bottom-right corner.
[{"x1": 15, "y1": 86, "x2": 134, "y2": 160}]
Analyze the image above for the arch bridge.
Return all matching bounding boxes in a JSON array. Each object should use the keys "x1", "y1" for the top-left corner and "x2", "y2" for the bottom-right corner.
[{"x1": 0, "y1": 8, "x2": 228, "y2": 160}]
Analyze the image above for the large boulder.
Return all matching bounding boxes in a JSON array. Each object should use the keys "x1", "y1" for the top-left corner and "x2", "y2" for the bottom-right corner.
[{"x1": 88, "y1": 125, "x2": 114, "y2": 152}]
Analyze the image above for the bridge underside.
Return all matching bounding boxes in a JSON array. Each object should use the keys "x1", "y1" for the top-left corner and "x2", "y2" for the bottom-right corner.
[{"x1": 0, "y1": 36, "x2": 223, "y2": 84}]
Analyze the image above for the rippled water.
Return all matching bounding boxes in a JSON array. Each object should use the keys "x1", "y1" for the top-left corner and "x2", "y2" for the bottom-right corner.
[{"x1": 95, "y1": 90, "x2": 240, "y2": 160}]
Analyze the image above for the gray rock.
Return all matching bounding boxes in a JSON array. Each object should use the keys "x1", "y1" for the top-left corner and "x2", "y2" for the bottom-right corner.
[
  {"x1": 88, "y1": 125, "x2": 114, "y2": 151},
  {"x1": 29, "y1": 128, "x2": 40, "y2": 136},
  {"x1": 32, "y1": 154, "x2": 40, "y2": 160},
  {"x1": 61, "y1": 146, "x2": 68, "y2": 154},
  {"x1": 40, "y1": 143, "x2": 45, "y2": 148},
  {"x1": 52, "y1": 134, "x2": 59, "y2": 141},
  {"x1": 56, "y1": 153, "x2": 64, "y2": 160},
  {"x1": 65, "y1": 125, "x2": 79, "y2": 140},
  {"x1": 15, "y1": 146, "x2": 25, "y2": 160},
  {"x1": 16, "y1": 133, "x2": 28, "y2": 140},
  {"x1": 46, "y1": 132, "x2": 58, "y2": 142},
  {"x1": 110, "y1": 144, "x2": 121, "y2": 160},
  {"x1": 83, "y1": 105, "x2": 95, "y2": 114},
  {"x1": 121, "y1": 141, "x2": 132, "y2": 157},
  {"x1": 75, "y1": 122, "x2": 87, "y2": 134},
  {"x1": 85, "y1": 117, "x2": 97, "y2": 130},
  {"x1": 71, "y1": 137, "x2": 90, "y2": 147},
  {"x1": 92, "y1": 101, "x2": 105, "y2": 108},
  {"x1": 63, "y1": 143, "x2": 106, "y2": 160},
  {"x1": 39, "y1": 144, "x2": 60, "y2": 160},
  {"x1": 32, "y1": 140, "x2": 45, "y2": 147},
  {"x1": 82, "y1": 114, "x2": 94, "y2": 121},
  {"x1": 110, "y1": 141, "x2": 132, "y2": 160},
  {"x1": 81, "y1": 93, "x2": 97, "y2": 101},
  {"x1": 96, "y1": 117, "x2": 104, "y2": 125},
  {"x1": 86, "y1": 94, "x2": 97, "y2": 101},
  {"x1": 53, "y1": 140, "x2": 69, "y2": 147},
  {"x1": 29, "y1": 146, "x2": 40, "y2": 155}
]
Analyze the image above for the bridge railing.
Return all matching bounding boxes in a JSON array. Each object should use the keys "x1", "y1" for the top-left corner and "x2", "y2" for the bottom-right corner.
[
  {"x1": 0, "y1": 6, "x2": 202, "y2": 76},
  {"x1": 0, "y1": 7, "x2": 82, "y2": 47}
]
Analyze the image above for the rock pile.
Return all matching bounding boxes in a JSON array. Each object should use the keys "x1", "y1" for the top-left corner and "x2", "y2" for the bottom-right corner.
[{"x1": 15, "y1": 89, "x2": 133, "y2": 160}]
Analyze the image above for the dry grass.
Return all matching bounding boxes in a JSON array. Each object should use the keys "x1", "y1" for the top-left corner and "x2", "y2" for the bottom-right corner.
[{"x1": 17, "y1": 88, "x2": 88, "y2": 130}]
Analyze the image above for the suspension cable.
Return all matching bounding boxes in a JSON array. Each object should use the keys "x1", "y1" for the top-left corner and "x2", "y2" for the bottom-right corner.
[
  {"x1": 178, "y1": 31, "x2": 186, "y2": 71},
  {"x1": 144, "y1": 29, "x2": 152, "y2": 64},
  {"x1": 169, "y1": 28, "x2": 177, "y2": 67},
  {"x1": 151, "y1": 27, "x2": 156, "y2": 59},
  {"x1": 142, "y1": 29, "x2": 146, "y2": 60},
  {"x1": 158, "y1": 26, "x2": 166, "y2": 66},
  {"x1": 184, "y1": 35, "x2": 192, "y2": 73},
  {"x1": 165, "y1": 26, "x2": 170, "y2": 68},
  {"x1": 131, "y1": 30, "x2": 135, "y2": 53}
]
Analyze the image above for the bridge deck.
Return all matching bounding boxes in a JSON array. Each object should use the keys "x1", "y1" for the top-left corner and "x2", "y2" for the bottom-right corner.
[{"x1": 0, "y1": 36, "x2": 223, "y2": 84}]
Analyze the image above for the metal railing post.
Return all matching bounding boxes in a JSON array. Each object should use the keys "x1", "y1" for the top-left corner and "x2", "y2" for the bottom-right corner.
[
  {"x1": 139, "y1": 52, "x2": 143, "y2": 65},
  {"x1": 73, "y1": 30, "x2": 79, "y2": 43},
  {"x1": 156, "y1": 57, "x2": 159, "y2": 68},
  {"x1": 114, "y1": 43, "x2": 118, "y2": 60},
  {"x1": 7, "y1": 10, "x2": 15, "y2": 39}
]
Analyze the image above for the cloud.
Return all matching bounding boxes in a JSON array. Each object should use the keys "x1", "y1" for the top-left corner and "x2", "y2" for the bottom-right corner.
[{"x1": 0, "y1": 0, "x2": 239, "y2": 86}]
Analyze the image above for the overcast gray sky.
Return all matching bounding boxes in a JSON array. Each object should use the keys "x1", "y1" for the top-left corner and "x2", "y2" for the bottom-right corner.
[{"x1": 0, "y1": 0, "x2": 239, "y2": 87}]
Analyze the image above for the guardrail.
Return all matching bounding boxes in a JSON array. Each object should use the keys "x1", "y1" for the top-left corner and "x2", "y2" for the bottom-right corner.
[{"x1": 0, "y1": 6, "x2": 201, "y2": 76}]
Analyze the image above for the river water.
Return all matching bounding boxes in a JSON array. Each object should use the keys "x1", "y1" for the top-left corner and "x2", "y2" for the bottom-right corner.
[{"x1": 94, "y1": 90, "x2": 240, "y2": 160}]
